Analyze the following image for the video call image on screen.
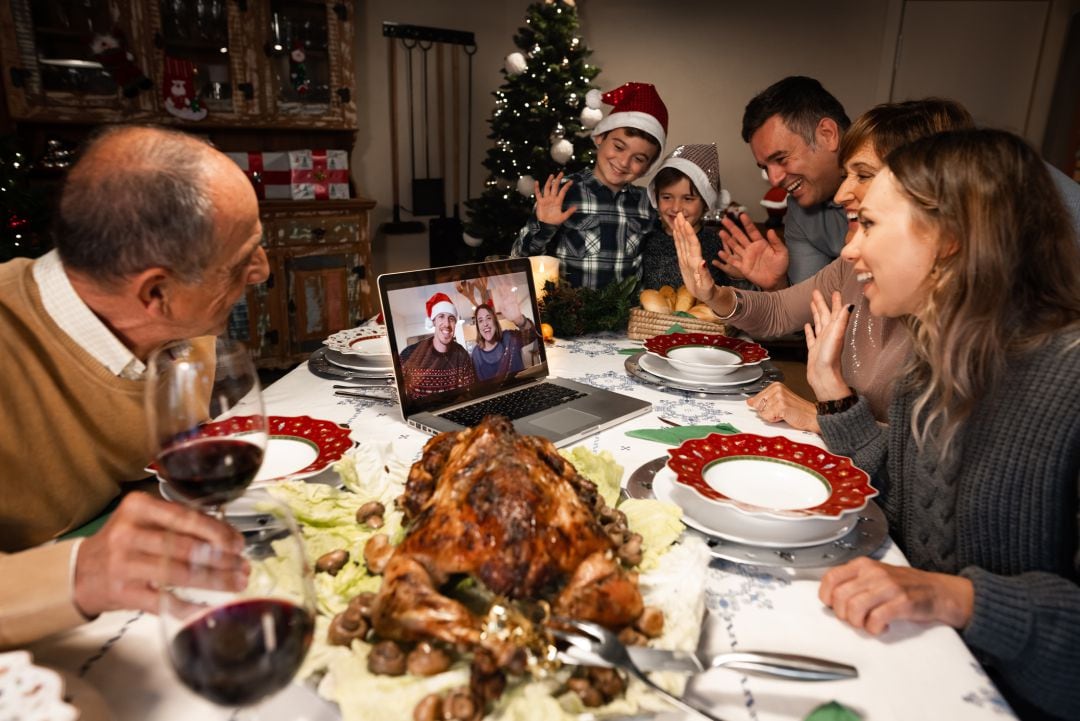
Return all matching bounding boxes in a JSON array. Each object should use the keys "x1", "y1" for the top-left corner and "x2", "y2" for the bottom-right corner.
[{"x1": 385, "y1": 270, "x2": 543, "y2": 406}]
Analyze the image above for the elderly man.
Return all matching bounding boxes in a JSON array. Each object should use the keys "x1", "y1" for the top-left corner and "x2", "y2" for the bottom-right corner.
[
  {"x1": 714, "y1": 76, "x2": 851, "y2": 289},
  {"x1": 0, "y1": 125, "x2": 267, "y2": 647}
]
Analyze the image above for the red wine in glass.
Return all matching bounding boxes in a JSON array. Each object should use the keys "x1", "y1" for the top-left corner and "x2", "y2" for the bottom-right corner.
[
  {"x1": 157, "y1": 437, "x2": 264, "y2": 507},
  {"x1": 170, "y1": 598, "x2": 314, "y2": 706}
]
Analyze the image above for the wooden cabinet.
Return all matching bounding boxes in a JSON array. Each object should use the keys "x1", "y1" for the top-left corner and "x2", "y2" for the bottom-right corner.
[
  {"x1": 0, "y1": 0, "x2": 372, "y2": 368},
  {"x1": 238, "y1": 199, "x2": 377, "y2": 366}
]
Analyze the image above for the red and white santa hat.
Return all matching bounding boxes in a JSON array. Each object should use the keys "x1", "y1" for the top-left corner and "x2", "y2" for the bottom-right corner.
[
  {"x1": 592, "y1": 82, "x2": 668, "y2": 171},
  {"x1": 425, "y1": 292, "x2": 458, "y2": 329},
  {"x1": 648, "y1": 144, "x2": 723, "y2": 211}
]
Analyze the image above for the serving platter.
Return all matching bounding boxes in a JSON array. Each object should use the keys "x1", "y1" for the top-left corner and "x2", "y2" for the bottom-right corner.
[
  {"x1": 625, "y1": 352, "x2": 782, "y2": 396},
  {"x1": 624, "y1": 456, "x2": 887, "y2": 568}
]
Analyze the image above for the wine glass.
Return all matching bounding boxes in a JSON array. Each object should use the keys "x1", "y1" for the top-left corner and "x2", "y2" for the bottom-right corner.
[
  {"x1": 159, "y1": 491, "x2": 317, "y2": 711},
  {"x1": 146, "y1": 337, "x2": 268, "y2": 515}
]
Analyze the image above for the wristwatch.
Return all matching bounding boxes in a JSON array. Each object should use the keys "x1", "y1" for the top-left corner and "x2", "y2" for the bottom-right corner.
[{"x1": 816, "y1": 394, "x2": 858, "y2": 415}]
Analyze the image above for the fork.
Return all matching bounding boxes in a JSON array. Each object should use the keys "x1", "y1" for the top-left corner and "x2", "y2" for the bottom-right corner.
[{"x1": 550, "y1": 618, "x2": 728, "y2": 721}]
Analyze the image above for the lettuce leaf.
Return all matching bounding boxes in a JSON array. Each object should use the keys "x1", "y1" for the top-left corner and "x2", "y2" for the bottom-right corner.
[{"x1": 559, "y1": 446, "x2": 623, "y2": 507}]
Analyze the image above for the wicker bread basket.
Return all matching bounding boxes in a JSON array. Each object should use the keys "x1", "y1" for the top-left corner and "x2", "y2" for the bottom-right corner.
[{"x1": 627, "y1": 306, "x2": 727, "y2": 340}]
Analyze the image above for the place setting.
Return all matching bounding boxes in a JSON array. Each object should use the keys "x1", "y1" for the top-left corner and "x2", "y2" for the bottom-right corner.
[
  {"x1": 624, "y1": 432, "x2": 888, "y2": 568},
  {"x1": 308, "y1": 323, "x2": 396, "y2": 384},
  {"x1": 625, "y1": 332, "x2": 783, "y2": 396}
]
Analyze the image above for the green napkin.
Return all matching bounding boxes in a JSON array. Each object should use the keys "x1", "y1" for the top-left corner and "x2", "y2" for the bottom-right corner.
[
  {"x1": 625, "y1": 422, "x2": 739, "y2": 445},
  {"x1": 618, "y1": 347, "x2": 644, "y2": 355},
  {"x1": 804, "y1": 701, "x2": 862, "y2": 721},
  {"x1": 665, "y1": 323, "x2": 687, "y2": 334}
]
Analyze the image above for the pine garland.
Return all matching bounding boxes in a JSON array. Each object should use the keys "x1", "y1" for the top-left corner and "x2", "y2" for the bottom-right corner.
[{"x1": 538, "y1": 275, "x2": 637, "y2": 337}]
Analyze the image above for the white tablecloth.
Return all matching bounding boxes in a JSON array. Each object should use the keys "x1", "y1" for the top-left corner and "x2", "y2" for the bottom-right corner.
[{"x1": 29, "y1": 333, "x2": 1015, "y2": 721}]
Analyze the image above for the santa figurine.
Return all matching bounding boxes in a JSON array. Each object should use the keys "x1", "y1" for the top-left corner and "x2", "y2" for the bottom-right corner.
[
  {"x1": 163, "y1": 56, "x2": 208, "y2": 121},
  {"x1": 289, "y1": 41, "x2": 311, "y2": 96},
  {"x1": 89, "y1": 30, "x2": 151, "y2": 98}
]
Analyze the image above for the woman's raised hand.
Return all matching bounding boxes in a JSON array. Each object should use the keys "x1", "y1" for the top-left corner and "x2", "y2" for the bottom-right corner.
[
  {"x1": 492, "y1": 284, "x2": 524, "y2": 326},
  {"x1": 534, "y1": 173, "x2": 577, "y2": 226},
  {"x1": 804, "y1": 290, "x2": 854, "y2": 401}
]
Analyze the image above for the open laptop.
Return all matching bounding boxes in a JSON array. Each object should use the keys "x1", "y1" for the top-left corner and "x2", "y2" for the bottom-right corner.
[{"x1": 378, "y1": 258, "x2": 651, "y2": 447}]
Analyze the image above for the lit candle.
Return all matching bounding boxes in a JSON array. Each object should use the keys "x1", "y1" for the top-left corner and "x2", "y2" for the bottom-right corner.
[{"x1": 530, "y1": 255, "x2": 560, "y2": 301}]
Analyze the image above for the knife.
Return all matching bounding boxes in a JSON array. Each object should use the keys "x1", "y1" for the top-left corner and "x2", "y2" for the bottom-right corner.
[{"x1": 625, "y1": 647, "x2": 857, "y2": 681}]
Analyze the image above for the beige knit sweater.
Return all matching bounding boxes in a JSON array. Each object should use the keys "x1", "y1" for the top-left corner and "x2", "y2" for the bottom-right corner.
[{"x1": 0, "y1": 258, "x2": 149, "y2": 551}]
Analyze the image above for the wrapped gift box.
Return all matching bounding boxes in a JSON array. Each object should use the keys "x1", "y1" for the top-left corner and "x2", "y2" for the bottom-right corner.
[{"x1": 225, "y1": 150, "x2": 349, "y2": 200}]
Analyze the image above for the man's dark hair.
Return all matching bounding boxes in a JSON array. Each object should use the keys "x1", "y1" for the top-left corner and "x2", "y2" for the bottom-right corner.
[{"x1": 741, "y1": 76, "x2": 850, "y2": 144}]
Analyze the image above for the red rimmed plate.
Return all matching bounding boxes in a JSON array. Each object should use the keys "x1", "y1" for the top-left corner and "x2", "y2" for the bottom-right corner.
[
  {"x1": 150, "y1": 415, "x2": 355, "y2": 484},
  {"x1": 324, "y1": 325, "x2": 392, "y2": 359},
  {"x1": 643, "y1": 333, "x2": 769, "y2": 379},
  {"x1": 666, "y1": 433, "x2": 876, "y2": 519}
]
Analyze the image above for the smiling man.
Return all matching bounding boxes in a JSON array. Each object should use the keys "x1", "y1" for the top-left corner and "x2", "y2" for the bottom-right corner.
[
  {"x1": 740, "y1": 76, "x2": 851, "y2": 286},
  {"x1": 399, "y1": 292, "x2": 477, "y2": 400}
]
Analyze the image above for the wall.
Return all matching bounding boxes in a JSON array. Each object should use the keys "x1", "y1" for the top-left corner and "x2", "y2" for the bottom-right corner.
[{"x1": 354, "y1": 0, "x2": 1071, "y2": 276}]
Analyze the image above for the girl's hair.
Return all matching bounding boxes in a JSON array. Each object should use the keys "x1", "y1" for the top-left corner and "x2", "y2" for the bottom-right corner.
[
  {"x1": 652, "y1": 167, "x2": 701, "y2": 197},
  {"x1": 886, "y1": 128, "x2": 1080, "y2": 458},
  {"x1": 473, "y1": 303, "x2": 503, "y2": 346},
  {"x1": 838, "y1": 98, "x2": 974, "y2": 167}
]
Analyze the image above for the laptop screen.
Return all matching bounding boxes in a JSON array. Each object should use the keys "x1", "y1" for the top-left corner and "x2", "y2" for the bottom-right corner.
[{"x1": 378, "y1": 258, "x2": 549, "y2": 418}]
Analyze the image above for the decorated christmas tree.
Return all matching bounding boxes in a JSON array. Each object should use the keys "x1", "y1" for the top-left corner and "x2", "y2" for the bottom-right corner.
[{"x1": 463, "y1": 0, "x2": 601, "y2": 257}]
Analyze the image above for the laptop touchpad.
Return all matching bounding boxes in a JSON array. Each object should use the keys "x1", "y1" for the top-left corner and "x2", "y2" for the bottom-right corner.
[{"x1": 532, "y1": 407, "x2": 600, "y2": 432}]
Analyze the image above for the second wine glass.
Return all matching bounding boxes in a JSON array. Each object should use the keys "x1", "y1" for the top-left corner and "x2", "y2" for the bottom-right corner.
[{"x1": 146, "y1": 336, "x2": 268, "y2": 513}]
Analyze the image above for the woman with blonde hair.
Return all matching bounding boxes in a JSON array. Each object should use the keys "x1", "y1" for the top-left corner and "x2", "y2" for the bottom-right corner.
[{"x1": 808, "y1": 128, "x2": 1080, "y2": 720}]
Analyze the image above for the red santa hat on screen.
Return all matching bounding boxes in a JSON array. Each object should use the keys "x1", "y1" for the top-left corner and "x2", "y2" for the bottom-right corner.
[
  {"x1": 648, "y1": 144, "x2": 724, "y2": 211},
  {"x1": 592, "y1": 82, "x2": 668, "y2": 172},
  {"x1": 425, "y1": 292, "x2": 458, "y2": 329}
]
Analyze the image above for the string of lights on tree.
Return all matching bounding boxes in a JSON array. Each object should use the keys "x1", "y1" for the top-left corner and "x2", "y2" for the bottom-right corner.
[
  {"x1": 0, "y1": 136, "x2": 49, "y2": 262},
  {"x1": 463, "y1": 0, "x2": 600, "y2": 256}
]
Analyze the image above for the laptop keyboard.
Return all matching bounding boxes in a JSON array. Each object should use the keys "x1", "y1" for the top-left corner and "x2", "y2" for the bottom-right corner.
[{"x1": 440, "y1": 382, "x2": 587, "y2": 427}]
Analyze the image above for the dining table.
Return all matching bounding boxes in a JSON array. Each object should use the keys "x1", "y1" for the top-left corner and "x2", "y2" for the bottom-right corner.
[{"x1": 26, "y1": 331, "x2": 1017, "y2": 721}]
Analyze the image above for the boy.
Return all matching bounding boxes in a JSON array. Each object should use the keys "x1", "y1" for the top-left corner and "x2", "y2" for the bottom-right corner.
[{"x1": 511, "y1": 82, "x2": 667, "y2": 289}]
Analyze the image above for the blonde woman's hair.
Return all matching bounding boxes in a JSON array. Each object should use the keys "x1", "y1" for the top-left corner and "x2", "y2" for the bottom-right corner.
[{"x1": 886, "y1": 129, "x2": 1080, "y2": 459}]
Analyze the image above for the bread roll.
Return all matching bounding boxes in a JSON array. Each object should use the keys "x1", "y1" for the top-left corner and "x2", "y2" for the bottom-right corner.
[
  {"x1": 640, "y1": 289, "x2": 672, "y2": 313},
  {"x1": 658, "y1": 285, "x2": 676, "y2": 304},
  {"x1": 687, "y1": 303, "x2": 719, "y2": 320},
  {"x1": 674, "y1": 285, "x2": 695, "y2": 312}
]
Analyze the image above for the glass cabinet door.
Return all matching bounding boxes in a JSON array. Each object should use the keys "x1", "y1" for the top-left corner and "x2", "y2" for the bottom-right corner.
[
  {"x1": 157, "y1": 0, "x2": 236, "y2": 115},
  {"x1": 265, "y1": 0, "x2": 337, "y2": 118},
  {"x1": 3, "y1": 0, "x2": 154, "y2": 115}
]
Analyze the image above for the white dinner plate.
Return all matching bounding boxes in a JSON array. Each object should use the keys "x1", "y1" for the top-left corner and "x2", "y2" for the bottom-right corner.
[
  {"x1": 652, "y1": 466, "x2": 856, "y2": 547},
  {"x1": 639, "y1": 352, "x2": 764, "y2": 387},
  {"x1": 323, "y1": 348, "x2": 394, "y2": 373},
  {"x1": 324, "y1": 325, "x2": 392, "y2": 360}
]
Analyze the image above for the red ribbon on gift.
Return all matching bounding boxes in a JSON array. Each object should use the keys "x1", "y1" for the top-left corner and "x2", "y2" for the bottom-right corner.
[
  {"x1": 239, "y1": 153, "x2": 294, "y2": 199},
  {"x1": 290, "y1": 149, "x2": 348, "y2": 200}
]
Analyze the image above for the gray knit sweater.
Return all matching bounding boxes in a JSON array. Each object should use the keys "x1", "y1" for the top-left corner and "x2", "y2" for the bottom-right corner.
[{"x1": 819, "y1": 330, "x2": 1080, "y2": 721}]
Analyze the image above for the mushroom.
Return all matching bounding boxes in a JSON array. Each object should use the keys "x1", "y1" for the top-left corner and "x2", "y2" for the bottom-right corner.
[
  {"x1": 412, "y1": 694, "x2": 442, "y2": 721},
  {"x1": 617, "y1": 626, "x2": 648, "y2": 647},
  {"x1": 406, "y1": 641, "x2": 452, "y2": 677},
  {"x1": 367, "y1": 639, "x2": 407, "y2": 676},
  {"x1": 443, "y1": 687, "x2": 478, "y2": 720},
  {"x1": 356, "y1": 500, "x2": 386, "y2": 528},
  {"x1": 315, "y1": 549, "x2": 349, "y2": 576},
  {"x1": 347, "y1": 591, "x2": 376, "y2": 619},
  {"x1": 327, "y1": 608, "x2": 369, "y2": 646},
  {"x1": 567, "y1": 676, "x2": 604, "y2": 707}
]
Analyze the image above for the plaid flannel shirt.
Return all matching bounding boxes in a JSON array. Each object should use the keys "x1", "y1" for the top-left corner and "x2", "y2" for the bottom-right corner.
[{"x1": 511, "y1": 169, "x2": 658, "y2": 289}]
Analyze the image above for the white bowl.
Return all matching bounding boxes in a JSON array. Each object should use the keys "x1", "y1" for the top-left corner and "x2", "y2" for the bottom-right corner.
[
  {"x1": 664, "y1": 346, "x2": 744, "y2": 379},
  {"x1": 664, "y1": 433, "x2": 877, "y2": 547}
]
